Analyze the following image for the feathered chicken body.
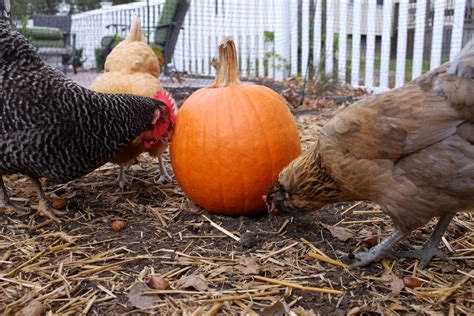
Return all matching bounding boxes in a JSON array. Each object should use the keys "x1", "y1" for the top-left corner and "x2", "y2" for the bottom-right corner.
[
  {"x1": 267, "y1": 40, "x2": 474, "y2": 268},
  {"x1": 90, "y1": 15, "x2": 177, "y2": 188},
  {"x1": 0, "y1": 18, "x2": 171, "y2": 221}
]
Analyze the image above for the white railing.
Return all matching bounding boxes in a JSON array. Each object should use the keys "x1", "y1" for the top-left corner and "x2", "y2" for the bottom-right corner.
[{"x1": 72, "y1": 0, "x2": 469, "y2": 91}]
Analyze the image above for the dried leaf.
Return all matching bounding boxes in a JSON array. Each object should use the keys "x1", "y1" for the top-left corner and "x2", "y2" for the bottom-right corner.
[
  {"x1": 239, "y1": 257, "x2": 259, "y2": 275},
  {"x1": 389, "y1": 275, "x2": 405, "y2": 295},
  {"x1": 127, "y1": 283, "x2": 160, "y2": 309},
  {"x1": 358, "y1": 228, "x2": 374, "y2": 237},
  {"x1": 292, "y1": 306, "x2": 317, "y2": 316},
  {"x1": 260, "y1": 301, "x2": 285, "y2": 316},
  {"x1": 347, "y1": 305, "x2": 371, "y2": 316},
  {"x1": 322, "y1": 223, "x2": 354, "y2": 241},
  {"x1": 15, "y1": 300, "x2": 44, "y2": 316},
  {"x1": 180, "y1": 274, "x2": 208, "y2": 291}
]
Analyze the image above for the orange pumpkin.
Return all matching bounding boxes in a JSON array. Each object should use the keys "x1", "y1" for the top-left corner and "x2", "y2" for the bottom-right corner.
[{"x1": 170, "y1": 38, "x2": 301, "y2": 215}]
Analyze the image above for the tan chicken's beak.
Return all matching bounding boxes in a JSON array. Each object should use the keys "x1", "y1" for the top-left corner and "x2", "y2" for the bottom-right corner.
[{"x1": 263, "y1": 194, "x2": 280, "y2": 216}]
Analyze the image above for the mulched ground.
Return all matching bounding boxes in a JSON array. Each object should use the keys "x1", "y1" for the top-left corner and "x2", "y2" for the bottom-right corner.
[{"x1": 1, "y1": 77, "x2": 473, "y2": 315}]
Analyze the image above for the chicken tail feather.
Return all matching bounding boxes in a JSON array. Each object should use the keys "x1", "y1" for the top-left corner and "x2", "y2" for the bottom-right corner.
[{"x1": 126, "y1": 14, "x2": 146, "y2": 43}]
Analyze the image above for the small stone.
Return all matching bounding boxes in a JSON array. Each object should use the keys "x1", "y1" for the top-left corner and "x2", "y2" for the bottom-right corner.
[
  {"x1": 111, "y1": 220, "x2": 125, "y2": 232},
  {"x1": 403, "y1": 276, "x2": 423, "y2": 289},
  {"x1": 51, "y1": 197, "x2": 67, "y2": 210},
  {"x1": 240, "y1": 231, "x2": 258, "y2": 248},
  {"x1": 361, "y1": 236, "x2": 378, "y2": 248},
  {"x1": 147, "y1": 276, "x2": 170, "y2": 290}
]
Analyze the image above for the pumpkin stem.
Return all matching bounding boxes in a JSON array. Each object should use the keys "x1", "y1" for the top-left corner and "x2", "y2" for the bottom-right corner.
[{"x1": 211, "y1": 37, "x2": 241, "y2": 87}]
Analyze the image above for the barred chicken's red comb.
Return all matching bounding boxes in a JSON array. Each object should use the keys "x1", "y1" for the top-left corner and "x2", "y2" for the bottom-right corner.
[{"x1": 153, "y1": 90, "x2": 176, "y2": 125}]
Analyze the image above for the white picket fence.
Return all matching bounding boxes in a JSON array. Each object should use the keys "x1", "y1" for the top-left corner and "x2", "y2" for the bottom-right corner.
[
  {"x1": 71, "y1": 1, "x2": 165, "y2": 69},
  {"x1": 72, "y1": 0, "x2": 469, "y2": 91}
]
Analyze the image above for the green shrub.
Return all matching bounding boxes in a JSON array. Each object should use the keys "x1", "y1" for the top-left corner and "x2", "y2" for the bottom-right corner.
[
  {"x1": 95, "y1": 47, "x2": 107, "y2": 70},
  {"x1": 73, "y1": 48, "x2": 86, "y2": 69},
  {"x1": 95, "y1": 35, "x2": 123, "y2": 70}
]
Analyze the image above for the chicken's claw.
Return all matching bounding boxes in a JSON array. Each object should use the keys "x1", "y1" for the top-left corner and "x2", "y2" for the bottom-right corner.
[
  {"x1": 0, "y1": 200, "x2": 26, "y2": 215},
  {"x1": 394, "y1": 246, "x2": 453, "y2": 269},
  {"x1": 349, "y1": 230, "x2": 406, "y2": 269},
  {"x1": 117, "y1": 165, "x2": 131, "y2": 191},
  {"x1": 349, "y1": 250, "x2": 384, "y2": 269},
  {"x1": 156, "y1": 173, "x2": 172, "y2": 184},
  {"x1": 156, "y1": 156, "x2": 172, "y2": 183},
  {"x1": 394, "y1": 214, "x2": 455, "y2": 269},
  {"x1": 37, "y1": 199, "x2": 64, "y2": 223}
]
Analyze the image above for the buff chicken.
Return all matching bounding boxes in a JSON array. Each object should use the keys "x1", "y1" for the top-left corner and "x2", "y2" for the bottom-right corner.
[
  {"x1": 90, "y1": 15, "x2": 177, "y2": 189},
  {"x1": 266, "y1": 40, "x2": 474, "y2": 269}
]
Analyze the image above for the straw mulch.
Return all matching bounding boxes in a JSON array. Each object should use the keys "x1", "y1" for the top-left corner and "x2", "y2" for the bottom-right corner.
[{"x1": 1, "y1": 96, "x2": 473, "y2": 315}]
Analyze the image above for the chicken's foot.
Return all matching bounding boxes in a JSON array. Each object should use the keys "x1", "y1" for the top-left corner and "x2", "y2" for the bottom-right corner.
[
  {"x1": 394, "y1": 214, "x2": 454, "y2": 269},
  {"x1": 156, "y1": 156, "x2": 172, "y2": 183},
  {"x1": 350, "y1": 230, "x2": 406, "y2": 269},
  {"x1": 117, "y1": 165, "x2": 131, "y2": 191},
  {"x1": 0, "y1": 176, "x2": 16, "y2": 214},
  {"x1": 31, "y1": 178, "x2": 65, "y2": 223}
]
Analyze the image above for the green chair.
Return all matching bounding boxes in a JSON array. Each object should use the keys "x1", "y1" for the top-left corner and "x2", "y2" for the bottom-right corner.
[
  {"x1": 33, "y1": 14, "x2": 77, "y2": 74},
  {"x1": 153, "y1": 0, "x2": 190, "y2": 75}
]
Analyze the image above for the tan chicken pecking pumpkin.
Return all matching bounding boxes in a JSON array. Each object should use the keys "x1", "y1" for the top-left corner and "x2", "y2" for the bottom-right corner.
[
  {"x1": 90, "y1": 15, "x2": 177, "y2": 189},
  {"x1": 266, "y1": 40, "x2": 474, "y2": 269}
]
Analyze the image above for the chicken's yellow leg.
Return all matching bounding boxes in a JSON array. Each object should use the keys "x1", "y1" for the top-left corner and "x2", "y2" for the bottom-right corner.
[{"x1": 30, "y1": 177, "x2": 66, "y2": 222}]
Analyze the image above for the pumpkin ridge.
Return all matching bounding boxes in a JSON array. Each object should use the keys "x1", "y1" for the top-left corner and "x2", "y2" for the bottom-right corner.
[
  {"x1": 239, "y1": 86, "x2": 276, "y2": 205},
  {"x1": 229, "y1": 88, "x2": 249, "y2": 212},
  {"x1": 179, "y1": 92, "x2": 205, "y2": 194},
  {"x1": 214, "y1": 89, "x2": 227, "y2": 210},
  {"x1": 176, "y1": 112, "x2": 189, "y2": 192}
]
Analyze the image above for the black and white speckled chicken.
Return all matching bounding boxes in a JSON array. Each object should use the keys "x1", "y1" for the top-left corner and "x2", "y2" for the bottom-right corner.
[{"x1": 0, "y1": 15, "x2": 173, "y2": 222}]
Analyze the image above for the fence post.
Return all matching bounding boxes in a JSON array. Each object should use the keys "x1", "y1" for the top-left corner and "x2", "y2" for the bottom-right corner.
[
  {"x1": 313, "y1": 0, "x2": 322, "y2": 73},
  {"x1": 196, "y1": 0, "x2": 205, "y2": 74},
  {"x1": 100, "y1": 2, "x2": 113, "y2": 37},
  {"x1": 275, "y1": 0, "x2": 291, "y2": 80},
  {"x1": 189, "y1": 3, "x2": 196, "y2": 74},
  {"x1": 430, "y1": 0, "x2": 445, "y2": 70},
  {"x1": 257, "y1": 0, "x2": 265, "y2": 78},
  {"x1": 301, "y1": 0, "x2": 310, "y2": 79},
  {"x1": 325, "y1": 0, "x2": 335, "y2": 77},
  {"x1": 338, "y1": 0, "x2": 348, "y2": 84},
  {"x1": 412, "y1": 0, "x2": 427, "y2": 80},
  {"x1": 395, "y1": 0, "x2": 408, "y2": 88},
  {"x1": 379, "y1": 0, "x2": 393, "y2": 90},
  {"x1": 267, "y1": 0, "x2": 276, "y2": 79},
  {"x1": 351, "y1": 0, "x2": 362, "y2": 87},
  {"x1": 290, "y1": 0, "x2": 298, "y2": 76},
  {"x1": 365, "y1": 0, "x2": 376, "y2": 89},
  {"x1": 450, "y1": 0, "x2": 466, "y2": 61}
]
